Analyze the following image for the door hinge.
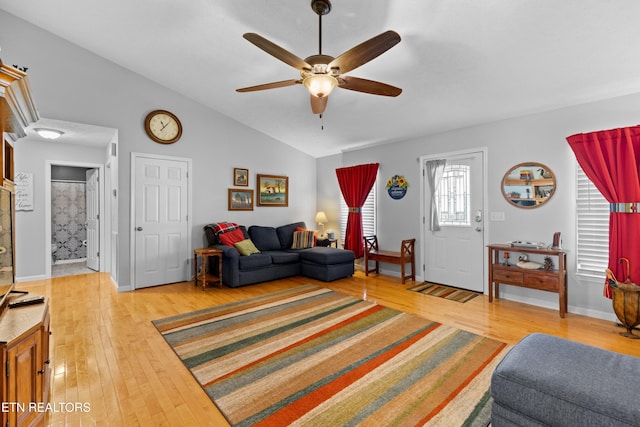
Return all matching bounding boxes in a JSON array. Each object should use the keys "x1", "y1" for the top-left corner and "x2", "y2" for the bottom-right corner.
[
  {"x1": 97, "y1": 252, "x2": 100, "y2": 257},
  {"x1": 423, "y1": 264, "x2": 425, "y2": 272},
  {"x1": 97, "y1": 214, "x2": 100, "y2": 220},
  {"x1": 5, "y1": 360, "x2": 8, "y2": 377}
]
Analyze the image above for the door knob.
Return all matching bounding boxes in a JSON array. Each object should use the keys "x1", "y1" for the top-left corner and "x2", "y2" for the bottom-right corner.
[
  {"x1": 475, "y1": 227, "x2": 482, "y2": 232},
  {"x1": 136, "y1": 227, "x2": 143, "y2": 231}
]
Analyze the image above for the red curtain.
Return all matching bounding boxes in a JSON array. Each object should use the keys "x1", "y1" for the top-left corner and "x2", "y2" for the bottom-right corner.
[
  {"x1": 336, "y1": 163, "x2": 379, "y2": 258},
  {"x1": 567, "y1": 125, "x2": 640, "y2": 298}
]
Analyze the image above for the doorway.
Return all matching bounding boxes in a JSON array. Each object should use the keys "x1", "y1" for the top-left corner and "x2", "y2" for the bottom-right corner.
[
  {"x1": 421, "y1": 148, "x2": 487, "y2": 292},
  {"x1": 50, "y1": 165, "x2": 100, "y2": 277}
]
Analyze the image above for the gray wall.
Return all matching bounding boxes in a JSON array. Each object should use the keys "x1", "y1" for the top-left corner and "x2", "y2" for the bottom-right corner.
[
  {"x1": 2, "y1": 10, "x2": 317, "y2": 288},
  {"x1": 5, "y1": 8, "x2": 640, "y2": 320},
  {"x1": 318, "y1": 93, "x2": 640, "y2": 321}
]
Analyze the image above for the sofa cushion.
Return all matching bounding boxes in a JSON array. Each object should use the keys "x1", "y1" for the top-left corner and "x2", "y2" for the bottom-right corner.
[
  {"x1": 276, "y1": 221, "x2": 307, "y2": 249},
  {"x1": 299, "y1": 247, "x2": 355, "y2": 265},
  {"x1": 248, "y1": 226, "x2": 281, "y2": 251},
  {"x1": 238, "y1": 253, "x2": 272, "y2": 270},
  {"x1": 234, "y1": 239, "x2": 261, "y2": 256},
  {"x1": 219, "y1": 228, "x2": 246, "y2": 246},
  {"x1": 291, "y1": 230, "x2": 315, "y2": 249},
  {"x1": 266, "y1": 251, "x2": 300, "y2": 264}
]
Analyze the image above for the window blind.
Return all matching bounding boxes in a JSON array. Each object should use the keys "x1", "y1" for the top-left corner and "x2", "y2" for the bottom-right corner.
[
  {"x1": 576, "y1": 164, "x2": 609, "y2": 277},
  {"x1": 340, "y1": 182, "x2": 376, "y2": 245}
]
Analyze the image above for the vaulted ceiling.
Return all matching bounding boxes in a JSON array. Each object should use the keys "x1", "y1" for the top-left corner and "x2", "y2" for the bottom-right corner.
[{"x1": 2, "y1": 1, "x2": 640, "y2": 157}]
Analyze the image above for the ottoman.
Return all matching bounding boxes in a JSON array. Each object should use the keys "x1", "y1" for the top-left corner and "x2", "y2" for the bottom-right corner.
[
  {"x1": 299, "y1": 247, "x2": 355, "y2": 282},
  {"x1": 491, "y1": 333, "x2": 640, "y2": 426}
]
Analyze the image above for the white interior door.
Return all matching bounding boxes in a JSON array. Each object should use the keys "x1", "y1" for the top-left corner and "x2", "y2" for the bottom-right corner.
[
  {"x1": 424, "y1": 151, "x2": 485, "y2": 292},
  {"x1": 85, "y1": 168, "x2": 99, "y2": 271},
  {"x1": 133, "y1": 155, "x2": 189, "y2": 288}
]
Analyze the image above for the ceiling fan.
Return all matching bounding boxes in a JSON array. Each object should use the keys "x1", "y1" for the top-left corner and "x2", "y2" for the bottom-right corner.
[{"x1": 236, "y1": 0, "x2": 402, "y2": 115}]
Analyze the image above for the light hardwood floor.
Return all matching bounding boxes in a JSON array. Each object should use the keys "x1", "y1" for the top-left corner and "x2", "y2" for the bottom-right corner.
[{"x1": 12, "y1": 271, "x2": 639, "y2": 426}]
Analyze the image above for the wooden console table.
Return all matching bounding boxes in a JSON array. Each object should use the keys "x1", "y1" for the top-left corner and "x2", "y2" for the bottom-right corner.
[
  {"x1": 488, "y1": 244, "x2": 567, "y2": 318},
  {"x1": 193, "y1": 248, "x2": 223, "y2": 289}
]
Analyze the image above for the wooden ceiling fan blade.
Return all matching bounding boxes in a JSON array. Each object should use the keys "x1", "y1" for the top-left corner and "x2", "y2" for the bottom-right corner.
[
  {"x1": 243, "y1": 33, "x2": 311, "y2": 71},
  {"x1": 328, "y1": 30, "x2": 400, "y2": 74},
  {"x1": 236, "y1": 79, "x2": 300, "y2": 92},
  {"x1": 339, "y1": 76, "x2": 402, "y2": 97},
  {"x1": 310, "y1": 95, "x2": 328, "y2": 114}
]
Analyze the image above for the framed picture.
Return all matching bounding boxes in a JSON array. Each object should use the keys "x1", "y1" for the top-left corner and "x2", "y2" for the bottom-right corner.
[
  {"x1": 234, "y1": 168, "x2": 249, "y2": 186},
  {"x1": 228, "y1": 188, "x2": 254, "y2": 211},
  {"x1": 257, "y1": 174, "x2": 288, "y2": 207}
]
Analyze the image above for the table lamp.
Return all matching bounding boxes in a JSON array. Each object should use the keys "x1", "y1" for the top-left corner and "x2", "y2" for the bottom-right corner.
[{"x1": 315, "y1": 211, "x2": 328, "y2": 237}]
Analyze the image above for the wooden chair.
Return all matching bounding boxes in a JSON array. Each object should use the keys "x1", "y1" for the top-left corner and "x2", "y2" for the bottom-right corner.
[{"x1": 363, "y1": 235, "x2": 416, "y2": 284}]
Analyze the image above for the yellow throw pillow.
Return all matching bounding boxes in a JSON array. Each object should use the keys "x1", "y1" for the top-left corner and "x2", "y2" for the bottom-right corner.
[{"x1": 234, "y1": 239, "x2": 261, "y2": 256}]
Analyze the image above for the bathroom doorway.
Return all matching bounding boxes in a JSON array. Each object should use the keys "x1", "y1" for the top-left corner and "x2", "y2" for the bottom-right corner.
[{"x1": 51, "y1": 165, "x2": 100, "y2": 277}]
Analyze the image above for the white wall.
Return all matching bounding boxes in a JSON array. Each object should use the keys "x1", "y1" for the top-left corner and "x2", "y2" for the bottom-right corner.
[
  {"x1": 1, "y1": 10, "x2": 317, "y2": 289},
  {"x1": 318, "y1": 93, "x2": 640, "y2": 321}
]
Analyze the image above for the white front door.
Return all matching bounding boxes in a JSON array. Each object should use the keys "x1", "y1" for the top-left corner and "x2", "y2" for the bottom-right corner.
[
  {"x1": 133, "y1": 155, "x2": 190, "y2": 288},
  {"x1": 423, "y1": 150, "x2": 485, "y2": 292},
  {"x1": 85, "y1": 168, "x2": 100, "y2": 271}
]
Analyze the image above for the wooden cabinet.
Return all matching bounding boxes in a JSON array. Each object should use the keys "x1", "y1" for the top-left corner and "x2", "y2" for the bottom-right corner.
[
  {"x1": 0, "y1": 299, "x2": 51, "y2": 427},
  {"x1": 2, "y1": 138, "x2": 14, "y2": 191},
  {"x1": 488, "y1": 244, "x2": 568, "y2": 317}
]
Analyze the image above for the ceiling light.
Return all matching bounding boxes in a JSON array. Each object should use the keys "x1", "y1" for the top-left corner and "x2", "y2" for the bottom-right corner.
[
  {"x1": 34, "y1": 128, "x2": 64, "y2": 139},
  {"x1": 303, "y1": 74, "x2": 337, "y2": 98}
]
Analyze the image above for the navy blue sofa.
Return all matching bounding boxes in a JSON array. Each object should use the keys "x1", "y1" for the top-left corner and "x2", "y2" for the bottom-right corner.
[{"x1": 204, "y1": 221, "x2": 355, "y2": 288}]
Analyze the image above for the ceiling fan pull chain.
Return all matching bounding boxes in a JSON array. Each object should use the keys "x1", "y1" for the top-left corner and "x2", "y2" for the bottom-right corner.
[{"x1": 320, "y1": 113, "x2": 324, "y2": 130}]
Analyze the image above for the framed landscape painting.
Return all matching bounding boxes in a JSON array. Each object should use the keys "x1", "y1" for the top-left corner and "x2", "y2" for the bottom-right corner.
[
  {"x1": 234, "y1": 168, "x2": 249, "y2": 186},
  {"x1": 228, "y1": 188, "x2": 254, "y2": 211},
  {"x1": 257, "y1": 174, "x2": 288, "y2": 207}
]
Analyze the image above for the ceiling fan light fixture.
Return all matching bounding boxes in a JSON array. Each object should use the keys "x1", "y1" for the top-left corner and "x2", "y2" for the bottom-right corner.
[{"x1": 303, "y1": 74, "x2": 337, "y2": 98}]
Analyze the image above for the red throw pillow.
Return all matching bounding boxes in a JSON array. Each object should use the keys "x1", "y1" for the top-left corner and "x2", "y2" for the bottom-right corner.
[{"x1": 218, "y1": 228, "x2": 245, "y2": 247}]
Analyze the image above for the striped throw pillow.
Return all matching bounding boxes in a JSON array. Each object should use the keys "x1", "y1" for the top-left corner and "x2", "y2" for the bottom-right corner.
[{"x1": 291, "y1": 230, "x2": 315, "y2": 249}]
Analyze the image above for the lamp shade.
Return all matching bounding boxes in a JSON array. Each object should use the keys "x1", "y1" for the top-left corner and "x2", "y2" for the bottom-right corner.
[
  {"x1": 315, "y1": 211, "x2": 328, "y2": 224},
  {"x1": 303, "y1": 75, "x2": 337, "y2": 98}
]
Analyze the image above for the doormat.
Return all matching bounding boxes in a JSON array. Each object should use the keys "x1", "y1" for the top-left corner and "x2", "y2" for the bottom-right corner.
[
  {"x1": 409, "y1": 282, "x2": 480, "y2": 303},
  {"x1": 153, "y1": 284, "x2": 507, "y2": 426}
]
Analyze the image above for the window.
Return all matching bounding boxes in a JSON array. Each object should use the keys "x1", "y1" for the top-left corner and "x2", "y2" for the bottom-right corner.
[
  {"x1": 435, "y1": 164, "x2": 470, "y2": 226},
  {"x1": 576, "y1": 163, "x2": 609, "y2": 277},
  {"x1": 340, "y1": 182, "x2": 376, "y2": 244}
]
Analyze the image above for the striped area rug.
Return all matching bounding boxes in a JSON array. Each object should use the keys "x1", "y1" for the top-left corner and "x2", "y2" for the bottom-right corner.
[
  {"x1": 409, "y1": 283, "x2": 481, "y2": 303},
  {"x1": 153, "y1": 284, "x2": 509, "y2": 426}
]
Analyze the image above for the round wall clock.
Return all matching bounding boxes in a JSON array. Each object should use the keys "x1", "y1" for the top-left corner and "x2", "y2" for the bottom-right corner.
[{"x1": 144, "y1": 110, "x2": 183, "y2": 144}]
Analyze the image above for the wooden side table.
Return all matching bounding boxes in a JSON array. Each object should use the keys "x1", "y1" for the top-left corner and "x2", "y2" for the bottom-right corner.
[{"x1": 193, "y1": 248, "x2": 223, "y2": 290}]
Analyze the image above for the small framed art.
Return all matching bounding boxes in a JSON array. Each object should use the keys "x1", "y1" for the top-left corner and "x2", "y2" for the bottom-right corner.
[
  {"x1": 257, "y1": 174, "x2": 288, "y2": 207},
  {"x1": 234, "y1": 168, "x2": 249, "y2": 186},
  {"x1": 228, "y1": 188, "x2": 254, "y2": 211}
]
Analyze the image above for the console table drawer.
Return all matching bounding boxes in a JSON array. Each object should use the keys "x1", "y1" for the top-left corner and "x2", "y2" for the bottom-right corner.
[
  {"x1": 493, "y1": 268, "x2": 524, "y2": 284},
  {"x1": 523, "y1": 273, "x2": 559, "y2": 291}
]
